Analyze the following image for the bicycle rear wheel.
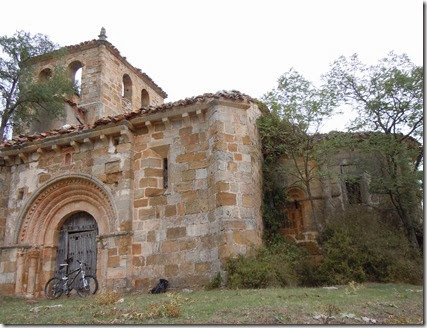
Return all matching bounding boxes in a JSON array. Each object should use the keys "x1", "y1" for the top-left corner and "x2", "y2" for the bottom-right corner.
[
  {"x1": 44, "y1": 277, "x2": 63, "y2": 299},
  {"x1": 76, "y1": 275, "x2": 98, "y2": 297}
]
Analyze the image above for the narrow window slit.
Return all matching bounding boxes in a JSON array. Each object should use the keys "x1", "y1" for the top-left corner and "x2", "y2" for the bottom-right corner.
[{"x1": 163, "y1": 158, "x2": 168, "y2": 189}]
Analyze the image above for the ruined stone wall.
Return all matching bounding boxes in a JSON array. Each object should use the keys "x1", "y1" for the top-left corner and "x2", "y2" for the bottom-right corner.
[{"x1": 278, "y1": 147, "x2": 397, "y2": 251}]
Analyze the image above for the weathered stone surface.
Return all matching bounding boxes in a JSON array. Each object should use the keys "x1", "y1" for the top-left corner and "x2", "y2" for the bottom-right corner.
[
  {"x1": 166, "y1": 227, "x2": 187, "y2": 239},
  {"x1": 195, "y1": 262, "x2": 211, "y2": 273},
  {"x1": 0, "y1": 38, "x2": 266, "y2": 297},
  {"x1": 165, "y1": 264, "x2": 179, "y2": 276},
  {"x1": 217, "y1": 192, "x2": 237, "y2": 206},
  {"x1": 242, "y1": 194, "x2": 254, "y2": 208},
  {"x1": 164, "y1": 205, "x2": 176, "y2": 217}
]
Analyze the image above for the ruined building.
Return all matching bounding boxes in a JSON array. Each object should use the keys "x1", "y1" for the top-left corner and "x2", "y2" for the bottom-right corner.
[
  {"x1": 0, "y1": 30, "x2": 414, "y2": 297},
  {"x1": 0, "y1": 30, "x2": 263, "y2": 296}
]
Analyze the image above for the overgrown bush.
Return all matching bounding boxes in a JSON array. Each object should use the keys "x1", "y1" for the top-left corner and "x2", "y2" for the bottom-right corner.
[
  {"x1": 225, "y1": 241, "x2": 300, "y2": 289},
  {"x1": 293, "y1": 258, "x2": 324, "y2": 287},
  {"x1": 316, "y1": 208, "x2": 423, "y2": 285},
  {"x1": 205, "y1": 273, "x2": 222, "y2": 290}
]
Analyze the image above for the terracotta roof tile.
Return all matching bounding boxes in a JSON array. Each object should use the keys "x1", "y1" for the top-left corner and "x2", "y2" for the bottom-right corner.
[{"x1": 0, "y1": 90, "x2": 255, "y2": 148}]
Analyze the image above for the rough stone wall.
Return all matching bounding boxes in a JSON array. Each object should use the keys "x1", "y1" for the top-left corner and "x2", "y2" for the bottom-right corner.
[
  {"x1": 99, "y1": 46, "x2": 164, "y2": 117},
  {"x1": 0, "y1": 123, "x2": 136, "y2": 296},
  {"x1": 0, "y1": 165, "x2": 10, "y2": 244},
  {"x1": 0, "y1": 96, "x2": 262, "y2": 296},
  {"x1": 129, "y1": 100, "x2": 263, "y2": 290},
  {"x1": 28, "y1": 41, "x2": 165, "y2": 133}
]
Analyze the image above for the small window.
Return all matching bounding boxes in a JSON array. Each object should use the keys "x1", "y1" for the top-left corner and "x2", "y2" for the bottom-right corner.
[
  {"x1": 141, "y1": 89, "x2": 150, "y2": 107},
  {"x1": 17, "y1": 188, "x2": 25, "y2": 200},
  {"x1": 64, "y1": 153, "x2": 72, "y2": 165},
  {"x1": 112, "y1": 136, "x2": 120, "y2": 146},
  {"x1": 163, "y1": 158, "x2": 168, "y2": 189},
  {"x1": 122, "y1": 74, "x2": 133, "y2": 101},
  {"x1": 345, "y1": 179, "x2": 362, "y2": 204},
  {"x1": 68, "y1": 61, "x2": 83, "y2": 95},
  {"x1": 39, "y1": 68, "x2": 52, "y2": 81}
]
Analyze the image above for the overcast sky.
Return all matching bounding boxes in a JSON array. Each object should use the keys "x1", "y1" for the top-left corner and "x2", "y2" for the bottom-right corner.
[{"x1": 1, "y1": 0, "x2": 423, "y2": 131}]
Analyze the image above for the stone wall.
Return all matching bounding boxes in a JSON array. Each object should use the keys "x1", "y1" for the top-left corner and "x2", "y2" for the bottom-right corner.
[
  {"x1": 0, "y1": 94, "x2": 262, "y2": 296},
  {"x1": 28, "y1": 40, "x2": 166, "y2": 133}
]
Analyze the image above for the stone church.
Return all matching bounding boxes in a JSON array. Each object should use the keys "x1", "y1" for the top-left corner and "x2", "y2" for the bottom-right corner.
[
  {"x1": 0, "y1": 30, "x2": 263, "y2": 297},
  {"x1": 0, "y1": 30, "x2": 398, "y2": 297}
]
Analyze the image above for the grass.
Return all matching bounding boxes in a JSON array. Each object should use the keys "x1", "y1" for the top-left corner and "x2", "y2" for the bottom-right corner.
[{"x1": 0, "y1": 283, "x2": 423, "y2": 324}]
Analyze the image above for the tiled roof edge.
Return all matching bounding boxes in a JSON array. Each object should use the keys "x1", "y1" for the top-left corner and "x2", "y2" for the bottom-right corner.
[{"x1": 0, "y1": 90, "x2": 255, "y2": 148}]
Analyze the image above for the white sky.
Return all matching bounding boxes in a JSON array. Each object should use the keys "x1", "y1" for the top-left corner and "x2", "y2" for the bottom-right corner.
[{"x1": 0, "y1": 0, "x2": 423, "y2": 132}]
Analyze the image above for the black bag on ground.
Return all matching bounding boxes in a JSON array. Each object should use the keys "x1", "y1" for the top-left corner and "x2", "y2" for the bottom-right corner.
[{"x1": 151, "y1": 279, "x2": 169, "y2": 294}]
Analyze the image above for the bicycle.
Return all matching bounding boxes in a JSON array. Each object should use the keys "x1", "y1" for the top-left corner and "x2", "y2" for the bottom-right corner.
[{"x1": 44, "y1": 257, "x2": 98, "y2": 299}]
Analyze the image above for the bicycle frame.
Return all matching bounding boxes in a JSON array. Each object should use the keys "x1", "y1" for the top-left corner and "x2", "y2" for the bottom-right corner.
[
  {"x1": 45, "y1": 258, "x2": 98, "y2": 299},
  {"x1": 58, "y1": 260, "x2": 86, "y2": 292}
]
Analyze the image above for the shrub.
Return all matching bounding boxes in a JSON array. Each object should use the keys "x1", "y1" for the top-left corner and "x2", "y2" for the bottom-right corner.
[
  {"x1": 293, "y1": 258, "x2": 324, "y2": 287},
  {"x1": 317, "y1": 208, "x2": 423, "y2": 285},
  {"x1": 225, "y1": 242, "x2": 299, "y2": 289},
  {"x1": 205, "y1": 273, "x2": 222, "y2": 290}
]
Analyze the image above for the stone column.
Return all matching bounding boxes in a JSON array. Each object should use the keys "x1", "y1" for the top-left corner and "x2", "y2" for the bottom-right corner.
[
  {"x1": 26, "y1": 249, "x2": 39, "y2": 298},
  {"x1": 14, "y1": 251, "x2": 26, "y2": 295}
]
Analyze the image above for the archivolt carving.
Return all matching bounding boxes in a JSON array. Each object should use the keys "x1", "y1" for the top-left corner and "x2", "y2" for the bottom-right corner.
[{"x1": 15, "y1": 174, "x2": 117, "y2": 244}]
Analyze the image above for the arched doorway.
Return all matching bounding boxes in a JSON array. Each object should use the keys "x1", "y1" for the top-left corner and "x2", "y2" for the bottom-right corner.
[
  {"x1": 56, "y1": 212, "x2": 98, "y2": 278},
  {"x1": 281, "y1": 188, "x2": 306, "y2": 235},
  {"x1": 13, "y1": 174, "x2": 116, "y2": 296}
]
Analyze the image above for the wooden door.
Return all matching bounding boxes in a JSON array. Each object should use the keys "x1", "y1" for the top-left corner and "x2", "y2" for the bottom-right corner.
[{"x1": 56, "y1": 212, "x2": 98, "y2": 280}]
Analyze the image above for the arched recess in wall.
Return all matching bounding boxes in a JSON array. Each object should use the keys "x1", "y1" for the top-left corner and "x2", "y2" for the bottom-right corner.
[
  {"x1": 39, "y1": 68, "x2": 52, "y2": 81},
  {"x1": 68, "y1": 60, "x2": 83, "y2": 95},
  {"x1": 122, "y1": 74, "x2": 133, "y2": 102},
  {"x1": 141, "y1": 89, "x2": 150, "y2": 107},
  {"x1": 282, "y1": 188, "x2": 307, "y2": 235},
  {"x1": 14, "y1": 174, "x2": 117, "y2": 246}
]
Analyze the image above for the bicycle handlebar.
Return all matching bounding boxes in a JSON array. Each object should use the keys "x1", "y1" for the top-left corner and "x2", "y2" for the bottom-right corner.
[{"x1": 60, "y1": 259, "x2": 85, "y2": 267}]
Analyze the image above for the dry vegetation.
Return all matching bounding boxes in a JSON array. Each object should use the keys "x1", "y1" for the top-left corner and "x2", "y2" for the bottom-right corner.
[{"x1": 0, "y1": 283, "x2": 422, "y2": 325}]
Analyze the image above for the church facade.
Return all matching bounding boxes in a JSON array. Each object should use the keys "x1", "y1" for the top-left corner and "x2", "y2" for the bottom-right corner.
[
  {"x1": 0, "y1": 30, "x2": 411, "y2": 297},
  {"x1": 0, "y1": 31, "x2": 263, "y2": 297}
]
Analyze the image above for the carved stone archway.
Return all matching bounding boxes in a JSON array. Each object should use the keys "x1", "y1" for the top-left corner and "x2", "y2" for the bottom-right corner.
[
  {"x1": 16, "y1": 174, "x2": 116, "y2": 245},
  {"x1": 13, "y1": 174, "x2": 117, "y2": 297}
]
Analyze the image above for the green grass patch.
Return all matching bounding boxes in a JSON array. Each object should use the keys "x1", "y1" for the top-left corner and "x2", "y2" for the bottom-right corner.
[{"x1": 0, "y1": 283, "x2": 422, "y2": 324}]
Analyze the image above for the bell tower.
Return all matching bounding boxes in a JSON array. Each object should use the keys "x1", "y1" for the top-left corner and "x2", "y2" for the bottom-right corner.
[{"x1": 28, "y1": 28, "x2": 167, "y2": 133}]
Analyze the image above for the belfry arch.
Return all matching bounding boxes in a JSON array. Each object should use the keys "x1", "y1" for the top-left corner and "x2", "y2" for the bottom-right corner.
[{"x1": 13, "y1": 174, "x2": 117, "y2": 297}]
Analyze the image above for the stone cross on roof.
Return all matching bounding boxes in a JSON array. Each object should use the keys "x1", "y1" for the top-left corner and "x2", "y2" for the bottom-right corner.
[{"x1": 98, "y1": 27, "x2": 107, "y2": 41}]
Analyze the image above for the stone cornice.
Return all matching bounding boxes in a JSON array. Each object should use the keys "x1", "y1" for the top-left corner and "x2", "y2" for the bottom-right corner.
[{"x1": 0, "y1": 92, "x2": 254, "y2": 164}]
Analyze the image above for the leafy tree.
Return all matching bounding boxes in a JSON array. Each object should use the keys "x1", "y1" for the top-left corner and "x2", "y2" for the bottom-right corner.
[
  {"x1": 0, "y1": 31, "x2": 75, "y2": 142},
  {"x1": 257, "y1": 109, "x2": 291, "y2": 239},
  {"x1": 261, "y1": 69, "x2": 336, "y2": 234},
  {"x1": 324, "y1": 52, "x2": 423, "y2": 249}
]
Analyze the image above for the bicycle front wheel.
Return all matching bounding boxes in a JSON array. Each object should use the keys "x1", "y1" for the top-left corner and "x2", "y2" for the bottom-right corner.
[
  {"x1": 76, "y1": 275, "x2": 98, "y2": 297},
  {"x1": 44, "y1": 277, "x2": 63, "y2": 300}
]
